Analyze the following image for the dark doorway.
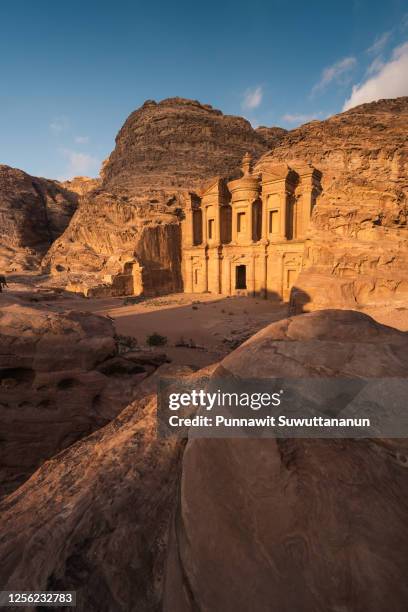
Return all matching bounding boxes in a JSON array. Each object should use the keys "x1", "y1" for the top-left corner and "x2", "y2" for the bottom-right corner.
[{"x1": 235, "y1": 265, "x2": 247, "y2": 289}]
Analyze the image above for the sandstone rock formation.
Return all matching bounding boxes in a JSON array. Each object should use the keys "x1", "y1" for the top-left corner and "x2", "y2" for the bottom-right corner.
[
  {"x1": 42, "y1": 190, "x2": 184, "y2": 296},
  {"x1": 0, "y1": 293, "x2": 166, "y2": 497},
  {"x1": 44, "y1": 98, "x2": 286, "y2": 296},
  {"x1": 0, "y1": 165, "x2": 77, "y2": 272},
  {"x1": 60, "y1": 175, "x2": 101, "y2": 196},
  {"x1": 102, "y1": 97, "x2": 284, "y2": 194},
  {"x1": 256, "y1": 97, "x2": 408, "y2": 310},
  {"x1": 164, "y1": 309, "x2": 408, "y2": 612},
  {"x1": 1, "y1": 310, "x2": 408, "y2": 611},
  {"x1": 0, "y1": 365, "x2": 201, "y2": 612}
]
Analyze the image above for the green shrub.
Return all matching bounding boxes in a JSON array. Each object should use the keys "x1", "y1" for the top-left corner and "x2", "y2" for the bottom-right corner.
[{"x1": 146, "y1": 332, "x2": 168, "y2": 347}]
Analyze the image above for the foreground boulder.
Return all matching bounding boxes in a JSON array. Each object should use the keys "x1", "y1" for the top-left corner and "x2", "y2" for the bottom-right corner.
[
  {"x1": 1, "y1": 310, "x2": 408, "y2": 611},
  {"x1": 0, "y1": 294, "x2": 158, "y2": 497},
  {"x1": 0, "y1": 365, "x2": 201, "y2": 612},
  {"x1": 164, "y1": 310, "x2": 408, "y2": 612},
  {"x1": 0, "y1": 164, "x2": 77, "y2": 272}
]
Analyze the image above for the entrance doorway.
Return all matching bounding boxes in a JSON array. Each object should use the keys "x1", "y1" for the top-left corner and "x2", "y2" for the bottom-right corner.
[{"x1": 235, "y1": 265, "x2": 247, "y2": 289}]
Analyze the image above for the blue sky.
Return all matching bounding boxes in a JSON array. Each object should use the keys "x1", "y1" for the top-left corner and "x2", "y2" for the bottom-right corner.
[{"x1": 1, "y1": 0, "x2": 408, "y2": 180}]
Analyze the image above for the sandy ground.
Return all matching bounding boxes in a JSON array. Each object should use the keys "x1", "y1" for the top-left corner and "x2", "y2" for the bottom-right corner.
[
  {"x1": 53, "y1": 292, "x2": 288, "y2": 367},
  {"x1": 5, "y1": 274, "x2": 408, "y2": 367}
]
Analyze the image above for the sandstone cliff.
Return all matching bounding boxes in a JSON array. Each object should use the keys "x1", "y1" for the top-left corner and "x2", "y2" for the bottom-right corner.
[
  {"x1": 1, "y1": 311, "x2": 408, "y2": 611},
  {"x1": 44, "y1": 98, "x2": 286, "y2": 296},
  {"x1": 42, "y1": 190, "x2": 184, "y2": 296},
  {"x1": 101, "y1": 97, "x2": 284, "y2": 194},
  {"x1": 256, "y1": 97, "x2": 408, "y2": 310},
  {"x1": 0, "y1": 165, "x2": 77, "y2": 272}
]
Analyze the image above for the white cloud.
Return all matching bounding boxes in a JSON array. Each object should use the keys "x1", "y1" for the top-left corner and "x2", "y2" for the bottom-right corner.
[
  {"x1": 242, "y1": 86, "x2": 263, "y2": 110},
  {"x1": 282, "y1": 112, "x2": 324, "y2": 124},
  {"x1": 311, "y1": 56, "x2": 357, "y2": 96},
  {"x1": 74, "y1": 135, "x2": 90, "y2": 144},
  {"x1": 366, "y1": 31, "x2": 391, "y2": 55},
  {"x1": 49, "y1": 116, "x2": 70, "y2": 134},
  {"x1": 59, "y1": 148, "x2": 100, "y2": 179},
  {"x1": 366, "y1": 56, "x2": 385, "y2": 76},
  {"x1": 343, "y1": 41, "x2": 408, "y2": 110}
]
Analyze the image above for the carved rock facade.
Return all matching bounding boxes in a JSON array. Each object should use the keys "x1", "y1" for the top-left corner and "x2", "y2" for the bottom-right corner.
[{"x1": 182, "y1": 154, "x2": 321, "y2": 300}]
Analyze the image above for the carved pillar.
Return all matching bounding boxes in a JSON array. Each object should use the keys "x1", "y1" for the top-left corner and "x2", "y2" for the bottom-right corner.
[
  {"x1": 202, "y1": 205, "x2": 207, "y2": 245},
  {"x1": 183, "y1": 207, "x2": 194, "y2": 247},
  {"x1": 231, "y1": 209, "x2": 237, "y2": 244},
  {"x1": 214, "y1": 203, "x2": 221, "y2": 245},
  {"x1": 250, "y1": 256, "x2": 256, "y2": 296},
  {"x1": 297, "y1": 167, "x2": 322, "y2": 239},
  {"x1": 279, "y1": 193, "x2": 287, "y2": 240},
  {"x1": 204, "y1": 252, "x2": 209, "y2": 292},
  {"x1": 247, "y1": 203, "x2": 253, "y2": 243},
  {"x1": 301, "y1": 188, "x2": 313, "y2": 237},
  {"x1": 225, "y1": 257, "x2": 231, "y2": 295},
  {"x1": 216, "y1": 250, "x2": 222, "y2": 293},
  {"x1": 260, "y1": 251, "x2": 267, "y2": 298},
  {"x1": 184, "y1": 256, "x2": 193, "y2": 293},
  {"x1": 261, "y1": 195, "x2": 268, "y2": 241}
]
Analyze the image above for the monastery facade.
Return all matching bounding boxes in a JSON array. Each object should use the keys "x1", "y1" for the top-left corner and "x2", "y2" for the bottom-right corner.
[{"x1": 182, "y1": 153, "x2": 322, "y2": 300}]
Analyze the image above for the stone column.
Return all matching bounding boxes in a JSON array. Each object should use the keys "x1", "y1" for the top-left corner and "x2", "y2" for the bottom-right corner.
[
  {"x1": 249, "y1": 256, "x2": 256, "y2": 296},
  {"x1": 183, "y1": 208, "x2": 194, "y2": 247},
  {"x1": 214, "y1": 203, "x2": 222, "y2": 245},
  {"x1": 301, "y1": 188, "x2": 313, "y2": 238},
  {"x1": 231, "y1": 209, "x2": 237, "y2": 244},
  {"x1": 202, "y1": 205, "x2": 207, "y2": 245},
  {"x1": 261, "y1": 195, "x2": 268, "y2": 241},
  {"x1": 216, "y1": 250, "x2": 222, "y2": 293},
  {"x1": 224, "y1": 257, "x2": 231, "y2": 295},
  {"x1": 184, "y1": 256, "x2": 193, "y2": 293},
  {"x1": 260, "y1": 250, "x2": 267, "y2": 298},
  {"x1": 279, "y1": 193, "x2": 287, "y2": 240},
  {"x1": 247, "y1": 202, "x2": 254, "y2": 243}
]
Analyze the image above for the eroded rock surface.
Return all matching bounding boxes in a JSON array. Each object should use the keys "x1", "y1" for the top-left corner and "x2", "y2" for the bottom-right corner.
[
  {"x1": 0, "y1": 366, "x2": 204, "y2": 612},
  {"x1": 164, "y1": 310, "x2": 408, "y2": 612},
  {"x1": 256, "y1": 97, "x2": 408, "y2": 310},
  {"x1": 1, "y1": 311, "x2": 408, "y2": 611},
  {"x1": 42, "y1": 190, "x2": 183, "y2": 296},
  {"x1": 102, "y1": 97, "x2": 284, "y2": 194},
  {"x1": 60, "y1": 175, "x2": 101, "y2": 196},
  {"x1": 0, "y1": 165, "x2": 77, "y2": 272},
  {"x1": 0, "y1": 293, "x2": 163, "y2": 496}
]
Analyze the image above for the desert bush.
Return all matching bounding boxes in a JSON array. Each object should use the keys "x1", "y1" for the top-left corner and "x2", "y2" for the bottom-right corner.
[{"x1": 146, "y1": 332, "x2": 168, "y2": 347}]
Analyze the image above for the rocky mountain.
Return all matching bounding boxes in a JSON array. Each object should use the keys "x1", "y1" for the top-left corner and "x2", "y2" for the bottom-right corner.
[
  {"x1": 43, "y1": 97, "x2": 286, "y2": 296},
  {"x1": 0, "y1": 165, "x2": 77, "y2": 272},
  {"x1": 1, "y1": 310, "x2": 408, "y2": 611},
  {"x1": 101, "y1": 97, "x2": 284, "y2": 194},
  {"x1": 255, "y1": 97, "x2": 408, "y2": 310},
  {"x1": 0, "y1": 165, "x2": 78, "y2": 272}
]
